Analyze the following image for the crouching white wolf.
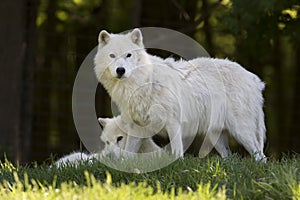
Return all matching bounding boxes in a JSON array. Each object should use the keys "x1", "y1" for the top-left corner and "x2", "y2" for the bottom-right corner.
[
  {"x1": 98, "y1": 116, "x2": 161, "y2": 157},
  {"x1": 94, "y1": 28, "x2": 266, "y2": 161},
  {"x1": 54, "y1": 116, "x2": 160, "y2": 167}
]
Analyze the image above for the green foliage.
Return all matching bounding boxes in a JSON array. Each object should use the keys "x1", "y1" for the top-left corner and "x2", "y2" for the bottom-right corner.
[{"x1": 1, "y1": 155, "x2": 300, "y2": 199}]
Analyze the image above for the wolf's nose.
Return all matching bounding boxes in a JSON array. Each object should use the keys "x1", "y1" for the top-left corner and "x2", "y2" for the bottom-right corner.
[{"x1": 116, "y1": 67, "x2": 125, "y2": 78}]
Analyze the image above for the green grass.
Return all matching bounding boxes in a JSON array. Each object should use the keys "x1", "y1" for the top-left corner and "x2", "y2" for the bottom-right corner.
[{"x1": 0, "y1": 154, "x2": 300, "y2": 199}]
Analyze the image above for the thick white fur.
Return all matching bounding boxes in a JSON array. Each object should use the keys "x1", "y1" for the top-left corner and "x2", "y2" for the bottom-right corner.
[
  {"x1": 94, "y1": 29, "x2": 266, "y2": 161},
  {"x1": 98, "y1": 116, "x2": 161, "y2": 157}
]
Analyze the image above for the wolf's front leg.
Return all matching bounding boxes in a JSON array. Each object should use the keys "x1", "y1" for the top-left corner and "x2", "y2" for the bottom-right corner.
[
  {"x1": 141, "y1": 138, "x2": 161, "y2": 152},
  {"x1": 124, "y1": 135, "x2": 143, "y2": 153},
  {"x1": 166, "y1": 124, "x2": 184, "y2": 157}
]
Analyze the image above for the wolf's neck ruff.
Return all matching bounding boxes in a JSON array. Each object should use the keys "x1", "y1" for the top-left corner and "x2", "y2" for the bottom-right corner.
[{"x1": 99, "y1": 59, "x2": 154, "y2": 125}]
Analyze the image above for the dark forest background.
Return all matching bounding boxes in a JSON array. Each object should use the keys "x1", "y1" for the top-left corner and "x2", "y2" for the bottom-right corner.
[{"x1": 0, "y1": 0, "x2": 299, "y2": 164}]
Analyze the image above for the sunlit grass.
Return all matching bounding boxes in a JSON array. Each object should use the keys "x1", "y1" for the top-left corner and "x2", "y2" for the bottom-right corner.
[
  {"x1": 0, "y1": 154, "x2": 299, "y2": 199},
  {"x1": 0, "y1": 171, "x2": 226, "y2": 200}
]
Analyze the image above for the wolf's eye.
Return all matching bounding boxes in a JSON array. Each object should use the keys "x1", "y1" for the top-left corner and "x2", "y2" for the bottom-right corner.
[
  {"x1": 106, "y1": 141, "x2": 110, "y2": 145},
  {"x1": 126, "y1": 53, "x2": 132, "y2": 58},
  {"x1": 109, "y1": 53, "x2": 116, "y2": 58},
  {"x1": 116, "y1": 136, "x2": 123, "y2": 143}
]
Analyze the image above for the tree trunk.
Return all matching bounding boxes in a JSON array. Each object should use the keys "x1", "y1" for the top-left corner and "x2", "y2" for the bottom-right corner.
[
  {"x1": 32, "y1": 0, "x2": 58, "y2": 161},
  {"x1": 272, "y1": 36, "x2": 287, "y2": 155},
  {"x1": 19, "y1": 0, "x2": 39, "y2": 164},
  {"x1": 0, "y1": 0, "x2": 38, "y2": 164},
  {"x1": 132, "y1": 0, "x2": 142, "y2": 27},
  {"x1": 201, "y1": 0, "x2": 215, "y2": 56},
  {"x1": 289, "y1": 45, "x2": 300, "y2": 152}
]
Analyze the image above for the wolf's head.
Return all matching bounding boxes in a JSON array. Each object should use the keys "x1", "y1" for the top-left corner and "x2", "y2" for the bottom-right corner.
[
  {"x1": 98, "y1": 116, "x2": 127, "y2": 157},
  {"x1": 94, "y1": 28, "x2": 149, "y2": 81}
]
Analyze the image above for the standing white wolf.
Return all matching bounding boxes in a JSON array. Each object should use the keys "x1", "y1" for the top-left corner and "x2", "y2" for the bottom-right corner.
[{"x1": 94, "y1": 28, "x2": 266, "y2": 161}]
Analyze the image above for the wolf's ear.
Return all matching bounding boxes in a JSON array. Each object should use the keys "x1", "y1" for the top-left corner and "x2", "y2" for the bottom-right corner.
[
  {"x1": 98, "y1": 30, "x2": 110, "y2": 46},
  {"x1": 130, "y1": 28, "x2": 143, "y2": 47},
  {"x1": 98, "y1": 117, "x2": 108, "y2": 128}
]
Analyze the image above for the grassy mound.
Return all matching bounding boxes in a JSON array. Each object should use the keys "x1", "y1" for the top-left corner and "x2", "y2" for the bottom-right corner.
[{"x1": 0, "y1": 154, "x2": 299, "y2": 199}]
